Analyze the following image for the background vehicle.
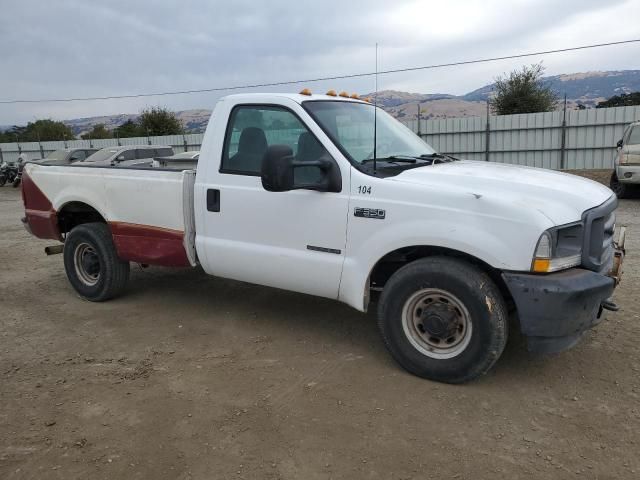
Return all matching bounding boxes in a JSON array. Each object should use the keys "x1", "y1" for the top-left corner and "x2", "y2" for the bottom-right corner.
[
  {"x1": 0, "y1": 160, "x2": 18, "y2": 186},
  {"x1": 79, "y1": 145, "x2": 174, "y2": 167},
  {"x1": 38, "y1": 148, "x2": 98, "y2": 166},
  {"x1": 20, "y1": 92, "x2": 625, "y2": 384},
  {"x1": 152, "y1": 150, "x2": 200, "y2": 169},
  {"x1": 611, "y1": 121, "x2": 640, "y2": 198}
]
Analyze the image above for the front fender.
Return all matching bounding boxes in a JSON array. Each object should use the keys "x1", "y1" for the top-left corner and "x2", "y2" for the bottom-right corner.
[{"x1": 338, "y1": 217, "x2": 542, "y2": 312}]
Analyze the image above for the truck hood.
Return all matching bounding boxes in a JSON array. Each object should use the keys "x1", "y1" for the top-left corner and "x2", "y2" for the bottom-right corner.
[{"x1": 394, "y1": 160, "x2": 614, "y2": 225}]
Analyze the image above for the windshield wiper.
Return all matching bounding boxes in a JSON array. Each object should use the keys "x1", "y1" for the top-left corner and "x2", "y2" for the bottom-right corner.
[
  {"x1": 419, "y1": 153, "x2": 457, "y2": 162},
  {"x1": 362, "y1": 155, "x2": 418, "y2": 164}
]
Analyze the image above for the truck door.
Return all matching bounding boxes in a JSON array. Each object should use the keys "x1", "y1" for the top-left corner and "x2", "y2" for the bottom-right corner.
[{"x1": 197, "y1": 103, "x2": 350, "y2": 299}]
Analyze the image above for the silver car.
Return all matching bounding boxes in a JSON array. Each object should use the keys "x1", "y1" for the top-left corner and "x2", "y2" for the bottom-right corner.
[
  {"x1": 38, "y1": 148, "x2": 98, "y2": 166},
  {"x1": 78, "y1": 145, "x2": 174, "y2": 167},
  {"x1": 611, "y1": 121, "x2": 640, "y2": 198}
]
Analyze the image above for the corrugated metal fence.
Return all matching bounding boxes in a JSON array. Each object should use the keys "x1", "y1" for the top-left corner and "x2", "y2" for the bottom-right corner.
[
  {"x1": 402, "y1": 104, "x2": 640, "y2": 170},
  {"x1": 0, "y1": 134, "x2": 205, "y2": 164},
  {"x1": 2, "y1": 105, "x2": 640, "y2": 169}
]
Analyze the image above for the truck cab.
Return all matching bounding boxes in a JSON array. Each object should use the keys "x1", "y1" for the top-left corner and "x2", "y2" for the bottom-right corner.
[{"x1": 20, "y1": 91, "x2": 626, "y2": 383}]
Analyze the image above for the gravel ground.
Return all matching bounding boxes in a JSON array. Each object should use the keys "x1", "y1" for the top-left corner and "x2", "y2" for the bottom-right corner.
[{"x1": 1, "y1": 183, "x2": 639, "y2": 480}]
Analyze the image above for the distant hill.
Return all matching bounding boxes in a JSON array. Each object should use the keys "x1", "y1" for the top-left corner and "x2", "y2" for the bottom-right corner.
[
  {"x1": 462, "y1": 70, "x2": 640, "y2": 106},
  {"x1": 362, "y1": 70, "x2": 640, "y2": 120},
  {"x1": 3, "y1": 69, "x2": 636, "y2": 136},
  {"x1": 63, "y1": 109, "x2": 212, "y2": 136}
]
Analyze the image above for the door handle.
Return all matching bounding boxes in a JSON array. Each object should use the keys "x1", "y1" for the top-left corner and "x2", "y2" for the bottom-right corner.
[{"x1": 207, "y1": 189, "x2": 220, "y2": 212}]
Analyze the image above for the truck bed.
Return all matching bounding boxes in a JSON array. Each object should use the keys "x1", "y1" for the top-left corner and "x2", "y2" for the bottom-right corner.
[{"x1": 22, "y1": 163, "x2": 197, "y2": 267}]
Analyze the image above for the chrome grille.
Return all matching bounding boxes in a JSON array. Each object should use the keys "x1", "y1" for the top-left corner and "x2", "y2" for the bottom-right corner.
[{"x1": 581, "y1": 195, "x2": 617, "y2": 273}]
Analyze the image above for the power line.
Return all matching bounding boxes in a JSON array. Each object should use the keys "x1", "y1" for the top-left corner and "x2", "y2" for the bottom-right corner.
[{"x1": 2, "y1": 38, "x2": 639, "y2": 105}]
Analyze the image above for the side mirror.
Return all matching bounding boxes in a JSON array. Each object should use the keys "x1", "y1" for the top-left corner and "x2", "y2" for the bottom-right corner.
[
  {"x1": 616, "y1": 139, "x2": 624, "y2": 149},
  {"x1": 261, "y1": 144, "x2": 341, "y2": 193}
]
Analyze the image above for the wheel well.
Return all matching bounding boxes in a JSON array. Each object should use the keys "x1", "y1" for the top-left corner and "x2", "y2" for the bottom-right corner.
[
  {"x1": 369, "y1": 246, "x2": 514, "y2": 308},
  {"x1": 57, "y1": 202, "x2": 107, "y2": 236}
]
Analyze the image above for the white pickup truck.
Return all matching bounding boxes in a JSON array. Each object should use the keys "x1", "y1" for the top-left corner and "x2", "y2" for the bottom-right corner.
[{"x1": 21, "y1": 91, "x2": 626, "y2": 383}]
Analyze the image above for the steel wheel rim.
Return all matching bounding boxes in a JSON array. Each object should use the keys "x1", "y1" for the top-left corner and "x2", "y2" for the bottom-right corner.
[
  {"x1": 74, "y1": 242, "x2": 101, "y2": 286},
  {"x1": 401, "y1": 288, "x2": 473, "y2": 359}
]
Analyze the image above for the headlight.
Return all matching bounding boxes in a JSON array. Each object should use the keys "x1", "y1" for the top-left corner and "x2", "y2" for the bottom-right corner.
[{"x1": 531, "y1": 223, "x2": 583, "y2": 273}]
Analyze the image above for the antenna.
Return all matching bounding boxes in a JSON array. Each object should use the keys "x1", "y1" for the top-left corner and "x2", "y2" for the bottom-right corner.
[{"x1": 373, "y1": 42, "x2": 378, "y2": 174}]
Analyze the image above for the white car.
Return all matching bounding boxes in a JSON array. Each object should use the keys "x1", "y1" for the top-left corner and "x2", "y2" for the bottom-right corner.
[{"x1": 21, "y1": 91, "x2": 625, "y2": 383}]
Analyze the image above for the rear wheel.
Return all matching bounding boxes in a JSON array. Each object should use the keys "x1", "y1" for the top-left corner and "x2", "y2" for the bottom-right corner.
[
  {"x1": 377, "y1": 256, "x2": 508, "y2": 383},
  {"x1": 63, "y1": 222, "x2": 129, "y2": 301},
  {"x1": 610, "y1": 172, "x2": 628, "y2": 198}
]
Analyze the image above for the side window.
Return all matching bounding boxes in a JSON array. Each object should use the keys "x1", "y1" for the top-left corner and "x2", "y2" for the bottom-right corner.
[
  {"x1": 69, "y1": 150, "x2": 87, "y2": 162},
  {"x1": 118, "y1": 149, "x2": 136, "y2": 161},
  {"x1": 221, "y1": 105, "x2": 331, "y2": 181},
  {"x1": 136, "y1": 148, "x2": 155, "y2": 160},
  {"x1": 627, "y1": 126, "x2": 640, "y2": 146},
  {"x1": 156, "y1": 147, "x2": 174, "y2": 157}
]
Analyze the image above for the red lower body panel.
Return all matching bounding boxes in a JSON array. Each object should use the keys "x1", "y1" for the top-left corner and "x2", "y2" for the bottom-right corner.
[
  {"x1": 109, "y1": 222, "x2": 190, "y2": 267},
  {"x1": 21, "y1": 169, "x2": 62, "y2": 241}
]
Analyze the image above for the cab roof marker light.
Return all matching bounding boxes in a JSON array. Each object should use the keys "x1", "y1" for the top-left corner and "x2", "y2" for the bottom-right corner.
[
  {"x1": 326, "y1": 90, "x2": 337, "y2": 96},
  {"x1": 299, "y1": 88, "x2": 312, "y2": 96},
  {"x1": 338, "y1": 91, "x2": 350, "y2": 98},
  {"x1": 350, "y1": 93, "x2": 360, "y2": 99}
]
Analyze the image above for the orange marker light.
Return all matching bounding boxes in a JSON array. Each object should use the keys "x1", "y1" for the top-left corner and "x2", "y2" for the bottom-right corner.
[
  {"x1": 326, "y1": 90, "x2": 337, "y2": 96},
  {"x1": 339, "y1": 91, "x2": 349, "y2": 98},
  {"x1": 299, "y1": 88, "x2": 312, "y2": 96},
  {"x1": 350, "y1": 93, "x2": 360, "y2": 99},
  {"x1": 532, "y1": 258, "x2": 550, "y2": 273}
]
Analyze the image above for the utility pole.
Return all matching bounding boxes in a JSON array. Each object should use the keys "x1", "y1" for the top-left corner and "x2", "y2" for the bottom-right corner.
[
  {"x1": 417, "y1": 103, "x2": 421, "y2": 138},
  {"x1": 485, "y1": 101, "x2": 491, "y2": 162},
  {"x1": 560, "y1": 93, "x2": 567, "y2": 170}
]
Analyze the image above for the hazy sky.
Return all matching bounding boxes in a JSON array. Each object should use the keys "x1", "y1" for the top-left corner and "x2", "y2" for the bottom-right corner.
[{"x1": 1, "y1": 0, "x2": 639, "y2": 124}]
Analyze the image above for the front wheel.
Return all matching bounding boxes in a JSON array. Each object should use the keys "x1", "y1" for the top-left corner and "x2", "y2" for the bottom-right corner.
[
  {"x1": 610, "y1": 172, "x2": 628, "y2": 198},
  {"x1": 377, "y1": 257, "x2": 508, "y2": 384},
  {"x1": 63, "y1": 222, "x2": 130, "y2": 301}
]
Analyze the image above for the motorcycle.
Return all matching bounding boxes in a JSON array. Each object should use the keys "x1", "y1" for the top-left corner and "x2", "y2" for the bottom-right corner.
[
  {"x1": 12, "y1": 162, "x2": 23, "y2": 188},
  {"x1": 0, "y1": 161, "x2": 10, "y2": 187},
  {"x1": 0, "y1": 161, "x2": 19, "y2": 187}
]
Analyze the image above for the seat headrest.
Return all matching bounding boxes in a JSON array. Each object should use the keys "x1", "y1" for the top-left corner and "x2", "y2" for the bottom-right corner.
[{"x1": 238, "y1": 127, "x2": 268, "y2": 155}]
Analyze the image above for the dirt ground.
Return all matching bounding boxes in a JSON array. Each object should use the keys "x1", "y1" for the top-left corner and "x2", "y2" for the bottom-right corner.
[{"x1": 1, "y1": 182, "x2": 639, "y2": 480}]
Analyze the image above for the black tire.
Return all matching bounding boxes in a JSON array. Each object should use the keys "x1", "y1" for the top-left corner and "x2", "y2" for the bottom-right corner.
[
  {"x1": 377, "y1": 256, "x2": 508, "y2": 384},
  {"x1": 0, "y1": 175, "x2": 6, "y2": 187},
  {"x1": 63, "y1": 222, "x2": 130, "y2": 301},
  {"x1": 12, "y1": 177, "x2": 20, "y2": 188},
  {"x1": 610, "y1": 172, "x2": 628, "y2": 199}
]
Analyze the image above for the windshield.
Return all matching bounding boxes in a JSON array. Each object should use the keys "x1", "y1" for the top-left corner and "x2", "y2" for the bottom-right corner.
[
  {"x1": 85, "y1": 148, "x2": 119, "y2": 163},
  {"x1": 303, "y1": 100, "x2": 436, "y2": 164},
  {"x1": 44, "y1": 150, "x2": 69, "y2": 161}
]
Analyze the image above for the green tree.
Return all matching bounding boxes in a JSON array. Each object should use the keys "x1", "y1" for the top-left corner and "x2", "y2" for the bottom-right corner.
[
  {"x1": 5, "y1": 119, "x2": 75, "y2": 142},
  {"x1": 596, "y1": 92, "x2": 640, "y2": 108},
  {"x1": 81, "y1": 123, "x2": 112, "y2": 140},
  {"x1": 489, "y1": 63, "x2": 558, "y2": 115},
  {"x1": 114, "y1": 119, "x2": 143, "y2": 138},
  {"x1": 138, "y1": 106, "x2": 183, "y2": 136}
]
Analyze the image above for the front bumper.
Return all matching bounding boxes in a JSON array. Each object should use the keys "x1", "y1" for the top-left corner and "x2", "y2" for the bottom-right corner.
[
  {"x1": 503, "y1": 269, "x2": 614, "y2": 353},
  {"x1": 502, "y1": 231, "x2": 626, "y2": 354},
  {"x1": 617, "y1": 165, "x2": 640, "y2": 184}
]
